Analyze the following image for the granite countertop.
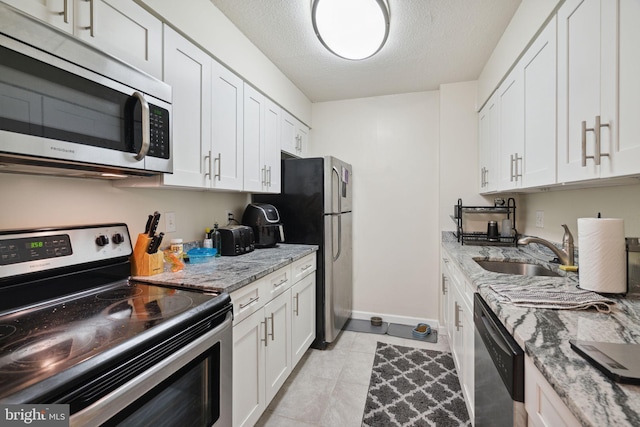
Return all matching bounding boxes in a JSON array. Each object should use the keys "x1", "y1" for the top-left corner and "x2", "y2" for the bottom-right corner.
[
  {"x1": 132, "y1": 244, "x2": 318, "y2": 294},
  {"x1": 441, "y1": 232, "x2": 640, "y2": 427}
]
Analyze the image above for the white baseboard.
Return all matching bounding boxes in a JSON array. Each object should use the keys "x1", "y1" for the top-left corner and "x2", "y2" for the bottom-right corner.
[{"x1": 350, "y1": 310, "x2": 440, "y2": 331}]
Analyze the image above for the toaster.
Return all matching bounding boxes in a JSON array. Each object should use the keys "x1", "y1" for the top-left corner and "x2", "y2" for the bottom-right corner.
[
  {"x1": 242, "y1": 203, "x2": 285, "y2": 248},
  {"x1": 218, "y1": 225, "x2": 255, "y2": 256}
]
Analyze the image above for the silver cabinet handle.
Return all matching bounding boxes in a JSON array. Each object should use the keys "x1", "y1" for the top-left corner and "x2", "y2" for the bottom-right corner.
[
  {"x1": 293, "y1": 293, "x2": 299, "y2": 316},
  {"x1": 268, "y1": 314, "x2": 275, "y2": 341},
  {"x1": 267, "y1": 166, "x2": 272, "y2": 187},
  {"x1": 442, "y1": 274, "x2": 447, "y2": 295},
  {"x1": 262, "y1": 318, "x2": 268, "y2": 347},
  {"x1": 515, "y1": 153, "x2": 522, "y2": 182},
  {"x1": 594, "y1": 115, "x2": 609, "y2": 166},
  {"x1": 510, "y1": 154, "x2": 515, "y2": 182},
  {"x1": 455, "y1": 302, "x2": 462, "y2": 331},
  {"x1": 83, "y1": 0, "x2": 94, "y2": 37},
  {"x1": 301, "y1": 264, "x2": 313, "y2": 272},
  {"x1": 58, "y1": 0, "x2": 69, "y2": 23},
  {"x1": 131, "y1": 92, "x2": 150, "y2": 161},
  {"x1": 261, "y1": 166, "x2": 266, "y2": 185},
  {"x1": 214, "y1": 153, "x2": 221, "y2": 180},
  {"x1": 273, "y1": 278, "x2": 287, "y2": 288},
  {"x1": 582, "y1": 116, "x2": 610, "y2": 166},
  {"x1": 204, "y1": 151, "x2": 212, "y2": 179},
  {"x1": 239, "y1": 296, "x2": 259, "y2": 309}
]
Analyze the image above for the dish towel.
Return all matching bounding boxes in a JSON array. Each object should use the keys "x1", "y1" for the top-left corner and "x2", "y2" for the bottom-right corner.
[{"x1": 487, "y1": 283, "x2": 615, "y2": 313}]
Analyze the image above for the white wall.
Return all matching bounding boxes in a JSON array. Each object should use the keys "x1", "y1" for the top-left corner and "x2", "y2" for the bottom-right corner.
[
  {"x1": 438, "y1": 81, "x2": 496, "y2": 232},
  {"x1": 0, "y1": 174, "x2": 249, "y2": 244},
  {"x1": 477, "y1": 0, "x2": 561, "y2": 107},
  {"x1": 309, "y1": 92, "x2": 440, "y2": 322},
  {"x1": 519, "y1": 184, "x2": 640, "y2": 244},
  {"x1": 136, "y1": 0, "x2": 312, "y2": 126}
]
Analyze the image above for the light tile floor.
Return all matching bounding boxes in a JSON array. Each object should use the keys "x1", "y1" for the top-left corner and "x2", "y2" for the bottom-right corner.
[{"x1": 256, "y1": 329, "x2": 451, "y2": 427}]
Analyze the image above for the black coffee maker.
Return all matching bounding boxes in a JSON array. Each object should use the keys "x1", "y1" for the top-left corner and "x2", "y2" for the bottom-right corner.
[{"x1": 242, "y1": 203, "x2": 285, "y2": 248}]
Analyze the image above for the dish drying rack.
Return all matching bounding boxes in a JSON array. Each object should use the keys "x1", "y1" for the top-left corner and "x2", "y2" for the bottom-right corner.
[{"x1": 454, "y1": 198, "x2": 517, "y2": 246}]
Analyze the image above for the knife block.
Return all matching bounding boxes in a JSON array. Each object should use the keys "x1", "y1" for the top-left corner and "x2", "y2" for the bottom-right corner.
[{"x1": 131, "y1": 233, "x2": 164, "y2": 276}]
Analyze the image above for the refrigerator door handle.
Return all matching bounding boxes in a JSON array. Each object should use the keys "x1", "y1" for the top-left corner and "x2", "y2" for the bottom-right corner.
[{"x1": 332, "y1": 167, "x2": 342, "y2": 261}]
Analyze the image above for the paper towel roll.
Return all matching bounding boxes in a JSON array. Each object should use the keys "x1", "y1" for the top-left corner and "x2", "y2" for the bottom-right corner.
[{"x1": 578, "y1": 218, "x2": 626, "y2": 294}]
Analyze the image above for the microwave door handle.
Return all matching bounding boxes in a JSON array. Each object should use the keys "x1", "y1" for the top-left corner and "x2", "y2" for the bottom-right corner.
[{"x1": 132, "y1": 92, "x2": 150, "y2": 161}]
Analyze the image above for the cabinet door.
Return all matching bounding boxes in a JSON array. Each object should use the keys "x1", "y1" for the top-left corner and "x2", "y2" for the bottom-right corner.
[
  {"x1": 497, "y1": 67, "x2": 524, "y2": 190},
  {"x1": 479, "y1": 94, "x2": 498, "y2": 193},
  {"x1": 291, "y1": 274, "x2": 316, "y2": 367},
  {"x1": 461, "y1": 296, "x2": 474, "y2": 422},
  {"x1": 243, "y1": 84, "x2": 265, "y2": 192},
  {"x1": 557, "y1": 0, "x2": 616, "y2": 183},
  {"x1": 233, "y1": 309, "x2": 266, "y2": 427},
  {"x1": 264, "y1": 289, "x2": 292, "y2": 404},
  {"x1": 211, "y1": 60, "x2": 244, "y2": 190},
  {"x1": 439, "y1": 260, "x2": 450, "y2": 336},
  {"x1": 522, "y1": 16, "x2": 557, "y2": 188},
  {"x1": 264, "y1": 99, "x2": 281, "y2": 193},
  {"x1": 611, "y1": 0, "x2": 640, "y2": 178},
  {"x1": 296, "y1": 120, "x2": 309, "y2": 158},
  {"x1": 162, "y1": 26, "x2": 211, "y2": 188},
  {"x1": 74, "y1": 0, "x2": 162, "y2": 78},
  {"x1": 3, "y1": 0, "x2": 74, "y2": 33},
  {"x1": 280, "y1": 110, "x2": 297, "y2": 157}
]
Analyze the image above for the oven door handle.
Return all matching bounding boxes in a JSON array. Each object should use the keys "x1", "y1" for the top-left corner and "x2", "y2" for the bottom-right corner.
[{"x1": 70, "y1": 310, "x2": 232, "y2": 427}]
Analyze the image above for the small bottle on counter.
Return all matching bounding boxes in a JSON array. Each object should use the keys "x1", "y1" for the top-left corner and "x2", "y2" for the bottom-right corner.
[
  {"x1": 203, "y1": 228, "x2": 213, "y2": 248},
  {"x1": 170, "y1": 238, "x2": 184, "y2": 258},
  {"x1": 213, "y1": 223, "x2": 222, "y2": 257}
]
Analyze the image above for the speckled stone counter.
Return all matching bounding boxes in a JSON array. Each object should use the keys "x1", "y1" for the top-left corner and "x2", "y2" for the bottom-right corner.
[
  {"x1": 132, "y1": 244, "x2": 318, "y2": 294},
  {"x1": 441, "y1": 232, "x2": 640, "y2": 427}
]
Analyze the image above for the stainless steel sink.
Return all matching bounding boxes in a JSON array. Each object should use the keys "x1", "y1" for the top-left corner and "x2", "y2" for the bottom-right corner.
[{"x1": 475, "y1": 259, "x2": 560, "y2": 277}]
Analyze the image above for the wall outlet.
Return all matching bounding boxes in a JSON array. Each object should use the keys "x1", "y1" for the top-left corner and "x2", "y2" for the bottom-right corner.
[
  {"x1": 225, "y1": 210, "x2": 234, "y2": 224},
  {"x1": 165, "y1": 212, "x2": 176, "y2": 233},
  {"x1": 535, "y1": 210, "x2": 544, "y2": 228}
]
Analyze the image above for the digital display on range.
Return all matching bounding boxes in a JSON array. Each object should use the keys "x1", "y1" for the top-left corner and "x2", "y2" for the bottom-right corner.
[{"x1": 0, "y1": 234, "x2": 73, "y2": 266}]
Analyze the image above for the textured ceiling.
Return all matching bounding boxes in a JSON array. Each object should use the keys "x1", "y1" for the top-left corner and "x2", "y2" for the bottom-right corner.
[{"x1": 210, "y1": 0, "x2": 521, "y2": 102}]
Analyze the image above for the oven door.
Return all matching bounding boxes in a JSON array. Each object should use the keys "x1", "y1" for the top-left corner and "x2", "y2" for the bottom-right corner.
[{"x1": 70, "y1": 311, "x2": 232, "y2": 427}]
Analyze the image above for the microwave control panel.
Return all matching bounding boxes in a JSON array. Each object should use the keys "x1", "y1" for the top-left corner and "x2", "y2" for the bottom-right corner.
[{"x1": 148, "y1": 104, "x2": 170, "y2": 159}]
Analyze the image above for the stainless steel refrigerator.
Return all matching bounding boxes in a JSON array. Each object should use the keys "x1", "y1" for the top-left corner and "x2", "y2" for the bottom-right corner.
[{"x1": 253, "y1": 156, "x2": 353, "y2": 349}]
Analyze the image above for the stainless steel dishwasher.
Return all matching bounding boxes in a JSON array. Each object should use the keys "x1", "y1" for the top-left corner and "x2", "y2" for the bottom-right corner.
[{"x1": 474, "y1": 293, "x2": 526, "y2": 427}]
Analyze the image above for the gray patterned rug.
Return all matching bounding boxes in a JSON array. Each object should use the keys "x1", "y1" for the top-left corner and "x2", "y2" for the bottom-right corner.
[{"x1": 362, "y1": 342, "x2": 470, "y2": 426}]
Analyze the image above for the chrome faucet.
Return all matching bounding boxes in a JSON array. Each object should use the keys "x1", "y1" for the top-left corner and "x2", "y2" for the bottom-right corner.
[{"x1": 517, "y1": 224, "x2": 575, "y2": 266}]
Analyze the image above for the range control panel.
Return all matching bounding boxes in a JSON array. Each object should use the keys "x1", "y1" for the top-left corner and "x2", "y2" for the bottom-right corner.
[{"x1": 0, "y1": 224, "x2": 132, "y2": 279}]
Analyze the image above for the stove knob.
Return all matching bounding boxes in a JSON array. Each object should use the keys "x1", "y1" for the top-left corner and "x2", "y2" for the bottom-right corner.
[
  {"x1": 95, "y1": 235, "x2": 110, "y2": 246},
  {"x1": 112, "y1": 233, "x2": 124, "y2": 244}
]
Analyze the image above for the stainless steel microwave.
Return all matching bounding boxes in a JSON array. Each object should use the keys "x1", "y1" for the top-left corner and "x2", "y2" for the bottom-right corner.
[{"x1": 0, "y1": 3, "x2": 172, "y2": 179}]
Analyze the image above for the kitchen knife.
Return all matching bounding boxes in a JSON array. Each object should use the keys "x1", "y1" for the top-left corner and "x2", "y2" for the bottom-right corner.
[
  {"x1": 147, "y1": 232, "x2": 164, "y2": 254},
  {"x1": 144, "y1": 214, "x2": 153, "y2": 234},
  {"x1": 148, "y1": 211, "x2": 161, "y2": 237}
]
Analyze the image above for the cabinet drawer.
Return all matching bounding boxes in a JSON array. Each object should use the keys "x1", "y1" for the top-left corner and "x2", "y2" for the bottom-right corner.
[
  {"x1": 265, "y1": 266, "x2": 292, "y2": 300},
  {"x1": 231, "y1": 279, "x2": 266, "y2": 326},
  {"x1": 291, "y1": 253, "x2": 316, "y2": 283}
]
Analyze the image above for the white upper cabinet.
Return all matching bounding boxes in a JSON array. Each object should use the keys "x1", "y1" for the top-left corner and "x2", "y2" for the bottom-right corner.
[
  {"x1": 557, "y1": 0, "x2": 616, "y2": 183},
  {"x1": 521, "y1": 16, "x2": 557, "y2": 188},
  {"x1": 243, "y1": 85, "x2": 281, "y2": 193},
  {"x1": 479, "y1": 94, "x2": 498, "y2": 193},
  {"x1": 497, "y1": 66, "x2": 524, "y2": 190},
  {"x1": 281, "y1": 110, "x2": 309, "y2": 158},
  {"x1": 211, "y1": 60, "x2": 244, "y2": 191},
  {"x1": 611, "y1": 0, "x2": 640, "y2": 178},
  {"x1": 162, "y1": 26, "x2": 212, "y2": 188},
  {"x1": 4, "y1": 0, "x2": 162, "y2": 78},
  {"x1": 3, "y1": 0, "x2": 74, "y2": 33}
]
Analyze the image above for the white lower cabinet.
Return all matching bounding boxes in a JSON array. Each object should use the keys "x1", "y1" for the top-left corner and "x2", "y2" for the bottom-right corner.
[
  {"x1": 264, "y1": 289, "x2": 292, "y2": 404},
  {"x1": 291, "y1": 273, "x2": 316, "y2": 367},
  {"x1": 441, "y1": 251, "x2": 474, "y2": 421},
  {"x1": 232, "y1": 253, "x2": 316, "y2": 427},
  {"x1": 525, "y1": 355, "x2": 581, "y2": 427}
]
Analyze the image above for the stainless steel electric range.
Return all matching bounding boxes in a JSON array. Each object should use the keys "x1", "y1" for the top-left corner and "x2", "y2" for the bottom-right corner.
[{"x1": 0, "y1": 224, "x2": 232, "y2": 426}]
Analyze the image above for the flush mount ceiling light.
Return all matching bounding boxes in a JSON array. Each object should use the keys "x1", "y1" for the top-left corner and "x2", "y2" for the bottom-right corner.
[{"x1": 311, "y1": 0, "x2": 390, "y2": 61}]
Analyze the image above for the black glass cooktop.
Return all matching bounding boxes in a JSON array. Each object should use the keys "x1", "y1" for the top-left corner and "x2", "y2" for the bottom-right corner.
[{"x1": 0, "y1": 281, "x2": 219, "y2": 399}]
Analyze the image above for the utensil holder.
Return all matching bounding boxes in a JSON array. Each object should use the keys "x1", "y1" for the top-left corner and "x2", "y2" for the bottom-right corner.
[{"x1": 131, "y1": 233, "x2": 164, "y2": 276}]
